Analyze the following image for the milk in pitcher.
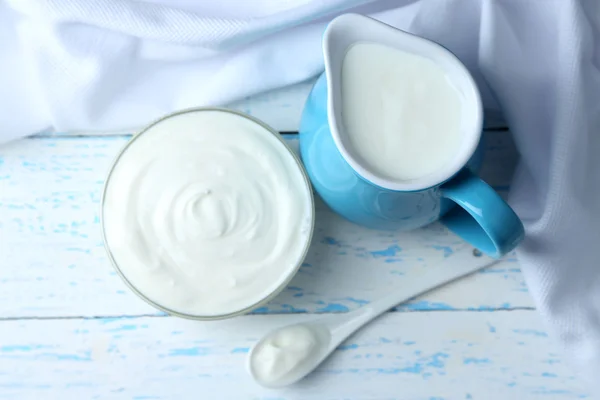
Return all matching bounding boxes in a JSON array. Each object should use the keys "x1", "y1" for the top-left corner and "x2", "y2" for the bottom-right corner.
[{"x1": 341, "y1": 42, "x2": 464, "y2": 182}]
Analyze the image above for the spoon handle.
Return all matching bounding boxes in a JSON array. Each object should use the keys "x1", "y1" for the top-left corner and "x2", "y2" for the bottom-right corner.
[{"x1": 326, "y1": 245, "x2": 500, "y2": 335}]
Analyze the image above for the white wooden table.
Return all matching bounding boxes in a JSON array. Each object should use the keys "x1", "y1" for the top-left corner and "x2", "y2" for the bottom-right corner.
[{"x1": 0, "y1": 83, "x2": 590, "y2": 399}]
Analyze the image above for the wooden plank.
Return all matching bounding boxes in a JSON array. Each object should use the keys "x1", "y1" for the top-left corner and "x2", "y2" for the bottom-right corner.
[
  {"x1": 0, "y1": 311, "x2": 587, "y2": 399},
  {"x1": 29, "y1": 82, "x2": 316, "y2": 137},
  {"x1": 227, "y1": 81, "x2": 314, "y2": 132},
  {"x1": 0, "y1": 133, "x2": 525, "y2": 317},
  {"x1": 29, "y1": 80, "x2": 508, "y2": 137},
  {"x1": 0, "y1": 133, "x2": 529, "y2": 318}
]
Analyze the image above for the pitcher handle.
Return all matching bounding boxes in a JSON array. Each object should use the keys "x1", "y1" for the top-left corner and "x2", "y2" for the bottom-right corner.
[{"x1": 440, "y1": 169, "x2": 525, "y2": 258}]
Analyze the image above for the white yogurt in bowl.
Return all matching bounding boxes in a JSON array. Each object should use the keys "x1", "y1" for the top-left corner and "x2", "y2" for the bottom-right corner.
[{"x1": 101, "y1": 108, "x2": 314, "y2": 319}]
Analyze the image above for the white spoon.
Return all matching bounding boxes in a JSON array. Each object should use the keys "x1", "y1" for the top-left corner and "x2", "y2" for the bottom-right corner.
[{"x1": 247, "y1": 246, "x2": 500, "y2": 388}]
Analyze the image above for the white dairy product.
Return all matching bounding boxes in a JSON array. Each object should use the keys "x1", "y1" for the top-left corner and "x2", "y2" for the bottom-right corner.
[
  {"x1": 250, "y1": 324, "x2": 319, "y2": 385},
  {"x1": 341, "y1": 42, "x2": 464, "y2": 182},
  {"x1": 102, "y1": 109, "x2": 313, "y2": 317}
]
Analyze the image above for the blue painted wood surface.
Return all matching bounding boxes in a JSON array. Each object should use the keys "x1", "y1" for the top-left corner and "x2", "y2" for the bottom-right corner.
[
  {"x1": 0, "y1": 133, "x2": 529, "y2": 318},
  {"x1": 0, "y1": 129, "x2": 590, "y2": 399}
]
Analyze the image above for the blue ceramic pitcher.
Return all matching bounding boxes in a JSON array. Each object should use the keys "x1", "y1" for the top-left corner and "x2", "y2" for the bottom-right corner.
[{"x1": 299, "y1": 14, "x2": 524, "y2": 258}]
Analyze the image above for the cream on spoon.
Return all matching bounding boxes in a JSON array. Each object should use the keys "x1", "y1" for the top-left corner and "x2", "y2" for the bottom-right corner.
[{"x1": 248, "y1": 245, "x2": 499, "y2": 388}]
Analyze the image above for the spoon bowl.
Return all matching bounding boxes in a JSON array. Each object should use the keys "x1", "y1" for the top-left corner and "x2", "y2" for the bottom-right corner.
[{"x1": 248, "y1": 322, "x2": 331, "y2": 388}]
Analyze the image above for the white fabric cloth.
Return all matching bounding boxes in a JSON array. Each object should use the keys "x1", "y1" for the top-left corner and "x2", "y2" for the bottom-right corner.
[{"x1": 2, "y1": 0, "x2": 600, "y2": 389}]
